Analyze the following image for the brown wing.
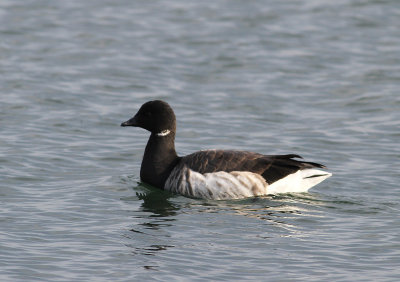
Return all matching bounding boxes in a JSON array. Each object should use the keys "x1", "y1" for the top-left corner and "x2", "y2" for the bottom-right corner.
[{"x1": 180, "y1": 150, "x2": 326, "y2": 184}]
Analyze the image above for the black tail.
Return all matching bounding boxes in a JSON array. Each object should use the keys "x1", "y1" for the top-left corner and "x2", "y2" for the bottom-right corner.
[
  {"x1": 276, "y1": 154, "x2": 326, "y2": 169},
  {"x1": 262, "y1": 154, "x2": 327, "y2": 184}
]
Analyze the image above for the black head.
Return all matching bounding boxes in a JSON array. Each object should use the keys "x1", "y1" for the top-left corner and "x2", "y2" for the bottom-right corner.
[{"x1": 121, "y1": 100, "x2": 176, "y2": 134}]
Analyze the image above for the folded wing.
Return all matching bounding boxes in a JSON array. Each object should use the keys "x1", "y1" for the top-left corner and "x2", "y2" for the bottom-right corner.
[{"x1": 180, "y1": 150, "x2": 327, "y2": 185}]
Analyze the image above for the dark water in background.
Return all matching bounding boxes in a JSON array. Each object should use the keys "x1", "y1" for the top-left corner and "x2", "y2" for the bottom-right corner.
[{"x1": 1, "y1": 0, "x2": 399, "y2": 281}]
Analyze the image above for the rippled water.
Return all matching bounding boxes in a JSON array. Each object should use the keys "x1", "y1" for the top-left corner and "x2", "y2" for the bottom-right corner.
[{"x1": 1, "y1": 0, "x2": 400, "y2": 281}]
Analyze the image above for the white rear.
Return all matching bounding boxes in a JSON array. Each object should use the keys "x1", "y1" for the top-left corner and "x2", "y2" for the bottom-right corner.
[{"x1": 267, "y1": 169, "x2": 332, "y2": 194}]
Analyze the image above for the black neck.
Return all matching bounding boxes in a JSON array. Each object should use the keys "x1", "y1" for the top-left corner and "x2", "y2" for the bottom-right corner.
[{"x1": 140, "y1": 132, "x2": 179, "y2": 189}]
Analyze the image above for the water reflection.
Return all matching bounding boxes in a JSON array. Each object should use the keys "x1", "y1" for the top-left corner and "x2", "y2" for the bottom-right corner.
[
  {"x1": 127, "y1": 183, "x2": 334, "y2": 254},
  {"x1": 185, "y1": 193, "x2": 329, "y2": 238},
  {"x1": 135, "y1": 182, "x2": 179, "y2": 218},
  {"x1": 127, "y1": 244, "x2": 174, "y2": 257},
  {"x1": 124, "y1": 183, "x2": 178, "y2": 257},
  {"x1": 133, "y1": 183, "x2": 328, "y2": 225}
]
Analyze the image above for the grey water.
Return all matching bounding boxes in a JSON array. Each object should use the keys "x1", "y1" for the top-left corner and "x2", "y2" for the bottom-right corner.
[{"x1": 1, "y1": 0, "x2": 399, "y2": 281}]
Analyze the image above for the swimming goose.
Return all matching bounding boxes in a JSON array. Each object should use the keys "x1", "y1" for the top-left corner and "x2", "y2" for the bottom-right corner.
[{"x1": 121, "y1": 100, "x2": 331, "y2": 200}]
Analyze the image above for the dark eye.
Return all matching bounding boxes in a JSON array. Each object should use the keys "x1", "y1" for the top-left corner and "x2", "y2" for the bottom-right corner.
[{"x1": 144, "y1": 111, "x2": 152, "y2": 117}]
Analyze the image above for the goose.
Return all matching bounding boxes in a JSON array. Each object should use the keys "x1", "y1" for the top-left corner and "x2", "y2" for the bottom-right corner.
[{"x1": 121, "y1": 100, "x2": 331, "y2": 200}]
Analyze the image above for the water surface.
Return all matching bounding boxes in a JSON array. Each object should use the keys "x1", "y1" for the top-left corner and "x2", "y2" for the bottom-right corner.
[{"x1": 1, "y1": 0, "x2": 399, "y2": 281}]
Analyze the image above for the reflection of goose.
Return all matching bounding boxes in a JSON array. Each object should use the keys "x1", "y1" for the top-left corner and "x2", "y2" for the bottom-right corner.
[
  {"x1": 121, "y1": 100, "x2": 331, "y2": 200},
  {"x1": 136, "y1": 183, "x2": 179, "y2": 217}
]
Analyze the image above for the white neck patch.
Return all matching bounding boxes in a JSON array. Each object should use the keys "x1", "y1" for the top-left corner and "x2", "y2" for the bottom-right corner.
[{"x1": 156, "y1": 129, "x2": 171, "y2": 137}]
